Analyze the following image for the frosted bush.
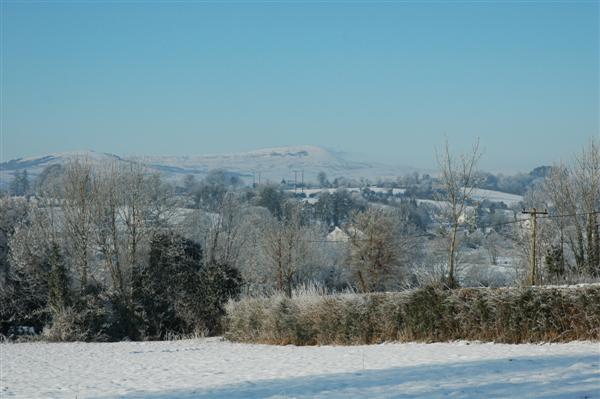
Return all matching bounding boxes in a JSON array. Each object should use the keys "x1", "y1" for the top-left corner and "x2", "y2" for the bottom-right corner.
[{"x1": 225, "y1": 285, "x2": 600, "y2": 345}]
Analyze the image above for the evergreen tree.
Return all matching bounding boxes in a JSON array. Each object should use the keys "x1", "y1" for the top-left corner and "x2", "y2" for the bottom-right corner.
[
  {"x1": 317, "y1": 171, "x2": 329, "y2": 187},
  {"x1": 9, "y1": 170, "x2": 30, "y2": 197},
  {"x1": 199, "y1": 259, "x2": 242, "y2": 331},
  {"x1": 256, "y1": 185, "x2": 284, "y2": 219},
  {"x1": 315, "y1": 189, "x2": 364, "y2": 227},
  {"x1": 135, "y1": 232, "x2": 228, "y2": 338}
]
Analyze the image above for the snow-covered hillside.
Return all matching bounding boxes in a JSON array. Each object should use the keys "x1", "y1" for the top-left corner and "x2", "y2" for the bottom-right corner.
[
  {"x1": 0, "y1": 150, "x2": 125, "y2": 188},
  {"x1": 2, "y1": 338, "x2": 598, "y2": 398},
  {"x1": 0, "y1": 146, "x2": 415, "y2": 186},
  {"x1": 469, "y1": 188, "x2": 523, "y2": 206},
  {"x1": 133, "y1": 145, "x2": 409, "y2": 183}
]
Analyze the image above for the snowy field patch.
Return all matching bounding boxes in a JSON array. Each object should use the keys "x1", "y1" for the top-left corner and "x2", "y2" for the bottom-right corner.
[{"x1": 2, "y1": 338, "x2": 599, "y2": 398}]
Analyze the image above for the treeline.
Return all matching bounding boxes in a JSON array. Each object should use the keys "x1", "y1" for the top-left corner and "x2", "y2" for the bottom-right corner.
[
  {"x1": 1, "y1": 163, "x2": 242, "y2": 340},
  {"x1": 4, "y1": 163, "x2": 550, "y2": 202}
]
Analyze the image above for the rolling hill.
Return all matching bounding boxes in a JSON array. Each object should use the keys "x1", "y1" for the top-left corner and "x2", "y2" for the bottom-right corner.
[{"x1": 0, "y1": 145, "x2": 418, "y2": 187}]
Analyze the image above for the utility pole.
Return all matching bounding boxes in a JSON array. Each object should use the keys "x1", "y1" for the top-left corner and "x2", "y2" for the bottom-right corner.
[
  {"x1": 294, "y1": 171, "x2": 298, "y2": 193},
  {"x1": 301, "y1": 170, "x2": 304, "y2": 193},
  {"x1": 522, "y1": 208, "x2": 548, "y2": 285}
]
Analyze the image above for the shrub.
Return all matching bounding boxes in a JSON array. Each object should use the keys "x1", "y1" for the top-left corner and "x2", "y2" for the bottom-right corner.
[
  {"x1": 224, "y1": 285, "x2": 600, "y2": 345},
  {"x1": 43, "y1": 285, "x2": 130, "y2": 342}
]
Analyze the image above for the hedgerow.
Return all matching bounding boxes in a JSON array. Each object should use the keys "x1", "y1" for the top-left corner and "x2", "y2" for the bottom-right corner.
[{"x1": 225, "y1": 285, "x2": 600, "y2": 345}]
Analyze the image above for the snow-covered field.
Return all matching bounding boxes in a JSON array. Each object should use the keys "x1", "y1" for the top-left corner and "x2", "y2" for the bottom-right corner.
[
  {"x1": 469, "y1": 188, "x2": 523, "y2": 206},
  {"x1": 2, "y1": 338, "x2": 599, "y2": 399}
]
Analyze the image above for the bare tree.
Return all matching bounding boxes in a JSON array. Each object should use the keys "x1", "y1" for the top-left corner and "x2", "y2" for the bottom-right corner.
[
  {"x1": 483, "y1": 230, "x2": 500, "y2": 265},
  {"x1": 348, "y1": 207, "x2": 414, "y2": 292},
  {"x1": 204, "y1": 192, "x2": 246, "y2": 270},
  {"x1": 62, "y1": 159, "x2": 93, "y2": 288},
  {"x1": 261, "y1": 202, "x2": 313, "y2": 297},
  {"x1": 574, "y1": 139, "x2": 600, "y2": 275},
  {"x1": 90, "y1": 161, "x2": 164, "y2": 300},
  {"x1": 145, "y1": 173, "x2": 176, "y2": 230},
  {"x1": 90, "y1": 162, "x2": 125, "y2": 295},
  {"x1": 543, "y1": 164, "x2": 574, "y2": 273},
  {"x1": 228, "y1": 205, "x2": 273, "y2": 295},
  {"x1": 435, "y1": 139, "x2": 482, "y2": 286},
  {"x1": 117, "y1": 162, "x2": 154, "y2": 301},
  {"x1": 542, "y1": 139, "x2": 600, "y2": 277}
]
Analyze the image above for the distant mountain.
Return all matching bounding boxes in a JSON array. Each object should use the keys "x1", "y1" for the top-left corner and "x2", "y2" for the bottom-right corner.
[
  {"x1": 0, "y1": 151, "x2": 125, "y2": 188},
  {"x1": 0, "y1": 145, "x2": 419, "y2": 187}
]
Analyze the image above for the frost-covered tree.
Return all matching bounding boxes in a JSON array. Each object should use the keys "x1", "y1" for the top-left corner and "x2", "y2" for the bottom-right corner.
[
  {"x1": 193, "y1": 169, "x2": 241, "y2": 211},
  {"x1": 47, "y1": 242, "x2": 71, "y2": 315},
  {"x1": 545, "y1": 244, "x2": 565, "y2": 280},
  {"x1": 435, "y1": 139, "x2": 482, "y2": 286},
  {"x1": 542, "y1": 139, "x2": 600, "y2": 277},
  {"x1": 2, "y1": 208, "x2": 56, "y2": 334},
  {"x1": 348, "y1": 207, "x2": 415, "y2": 292},
  {"x1": 262, "y1": 202, "x2": 316, "y2": 297},
  {"x1": 204, "y1": 192, "x2": 246, "y2": 271},
  {"x1": 90, "y1": 162, "x2": 125, "y2": 296},
  {"x1": 0, "y1": 197, "x2": 29, "y2": 283},
  {"x1": 62, "y1": 159, "x2": 94, "y2": 288}
]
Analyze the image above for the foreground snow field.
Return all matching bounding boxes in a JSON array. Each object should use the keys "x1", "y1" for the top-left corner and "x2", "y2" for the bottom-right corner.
[{"x1": 2, "y1": 338, "x2": 599, "y2": 399}]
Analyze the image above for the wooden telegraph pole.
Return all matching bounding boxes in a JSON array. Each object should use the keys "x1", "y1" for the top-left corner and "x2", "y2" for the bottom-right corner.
[
  {"x1": 294, "y1": 171, "x2": 298, "y2": 193},
  {"x1": 522, "y1": 208, "x2": 548, "y2": 285}
]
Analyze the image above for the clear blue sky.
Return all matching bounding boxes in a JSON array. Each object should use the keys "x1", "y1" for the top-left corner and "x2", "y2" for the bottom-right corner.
[{"x1": 1, "y1": 1, "x2": 598, "y2": 171}]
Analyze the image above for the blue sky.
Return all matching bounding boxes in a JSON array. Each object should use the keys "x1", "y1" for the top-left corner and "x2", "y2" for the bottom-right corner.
[{"x1": 1, "y1": 1, "x2": 598, "y2": 171}]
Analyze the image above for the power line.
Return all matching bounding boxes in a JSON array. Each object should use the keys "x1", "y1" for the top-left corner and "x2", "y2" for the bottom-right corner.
[{"x1": 538, "y1": 210, "x2": 600, "y2": 220}]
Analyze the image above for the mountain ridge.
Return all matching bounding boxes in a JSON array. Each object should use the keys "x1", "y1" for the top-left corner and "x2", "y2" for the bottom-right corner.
[{"x1": 0, "y1": 145, "x2": 419, "y2": 186}]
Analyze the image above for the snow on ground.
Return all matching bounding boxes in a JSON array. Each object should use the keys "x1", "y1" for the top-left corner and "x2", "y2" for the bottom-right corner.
[
  {"x1": 290, "y1": 187, "x2": 406, "y2": 197},
  {"x1": 469, "y1": 188, "x2": 523, "y2": 206},
  {"x1": 2, "y1": 338, "x2": 599, "y2": 399}
]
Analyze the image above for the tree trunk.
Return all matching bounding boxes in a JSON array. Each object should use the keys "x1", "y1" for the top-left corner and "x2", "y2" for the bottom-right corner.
[{"x1": 448, "y1": 224, "x2": 458, "y2": 286}]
